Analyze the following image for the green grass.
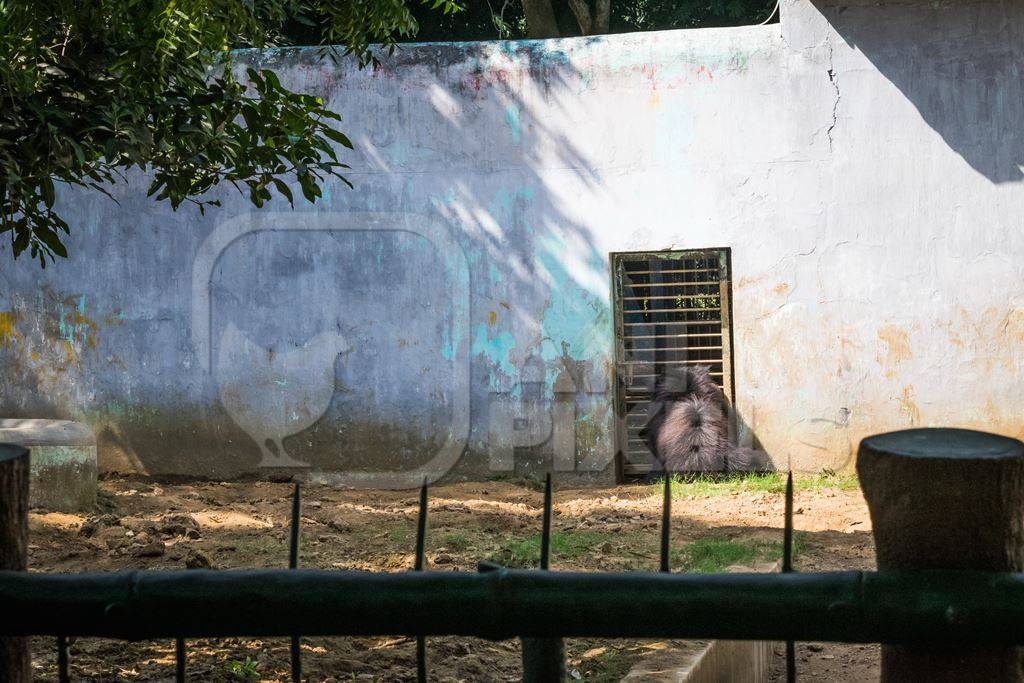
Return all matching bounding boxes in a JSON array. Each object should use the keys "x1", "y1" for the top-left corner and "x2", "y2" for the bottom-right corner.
[
  {"x1": 387, "y1": 526, "x2": 412, "y2": 544},
  {"x1": 799, "y1": 469, "x2": 860, "y2": 491},
  {"x1": 440, "y1": 532, "x2": 472, "y2": 551},
  {"x1": 669, "y1": 533, "x2": 808, "y2": 573},
  {"x1": 227, "y1": 534, "x2": 330, "y2": 566},
  {"x1": 489, "y1": 531, "x2": 614, "y2": 568},
  {"x1": 673, "y1": 537, "x2": 782, "y2": 573},
  {"x1": 575, "y1": 647, "x2": 639, "y2": 682},
  {"x1": 652, "y1": 469, "x2": 859, "y2": 499},
  {"x1": 224, "y1": 656, "x2": 259, "y2": 681},
  {"x1": 229, "y1": 535, "x2": 284, "y2": 560}
]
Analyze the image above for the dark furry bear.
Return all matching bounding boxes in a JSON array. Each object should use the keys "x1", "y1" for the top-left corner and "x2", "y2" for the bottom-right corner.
[{"x1": 638, "y1": 365, "x2": 771, "y2": 473}]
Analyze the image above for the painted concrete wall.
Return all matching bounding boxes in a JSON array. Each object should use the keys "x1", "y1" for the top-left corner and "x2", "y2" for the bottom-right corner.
[{"x1": 2, "y1": 0, "x2": 1022, "y2": 482}]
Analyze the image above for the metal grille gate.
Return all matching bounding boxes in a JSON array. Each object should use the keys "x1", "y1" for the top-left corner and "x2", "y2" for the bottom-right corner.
[{"x1": 612, "y1": 249, "x2": 733, "y2": 479}]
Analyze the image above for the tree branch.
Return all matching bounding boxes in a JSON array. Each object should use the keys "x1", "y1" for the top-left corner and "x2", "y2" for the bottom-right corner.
[
  {"x1": 521, "y1": 0, "x2": 560, "y2": 38},
  {"x1": 593, "y1": 0, "x2": 610, "y2": 34},
  {"x1": 566, "y1": 0, "x2": 592, "y2": 35}
]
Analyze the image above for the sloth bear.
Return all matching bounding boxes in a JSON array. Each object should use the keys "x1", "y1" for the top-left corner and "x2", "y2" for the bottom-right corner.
[{"x1": 638, "y1": 365, "x2": 771, "y2": 473}]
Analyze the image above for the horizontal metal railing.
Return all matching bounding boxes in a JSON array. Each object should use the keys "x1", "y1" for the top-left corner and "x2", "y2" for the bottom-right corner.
[
  {"x1": 4, "y1": 452, "x2": 1022, "y2": 682},
  {"x1": 4, "y1": 568, "x2": 1024, "y2": 644}
]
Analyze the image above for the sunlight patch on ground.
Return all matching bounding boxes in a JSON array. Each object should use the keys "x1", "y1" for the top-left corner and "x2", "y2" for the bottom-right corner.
[
  {"x1": 28, "y1": 511, "x2": 85, "y2": 530},
  {"x1": 191, "y1": 510, "x2": 274, "y2": 529}
]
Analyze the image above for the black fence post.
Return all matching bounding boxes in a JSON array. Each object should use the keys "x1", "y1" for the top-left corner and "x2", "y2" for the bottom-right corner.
[
  {"x1": 783, "y1": 471, "x2": 795, "y2": 683},
  {"x1": 0, "y1": 444, "x2": 30, "y2": 683},
  {"x1": 414, "y1": 480, "x2": 428, "y2": 683},
  {"x1": 57, "y1": 635, "x2": 69, "y2": 683},
  {"x1": 521, "y1": 473, "x2": 566, "y2": 682},
  {"x1": 858, "y1": 428, "x2": 1024, "y2": 682},
  {"x1": 289, "y1": 483, "x2": 302, "y2": 683},
  {"x1": 660, "y1": 474, "x2": 671, "y2": 573},
  {"x1": 174, "y1": 637, "x2": 185, "y2": 683}
]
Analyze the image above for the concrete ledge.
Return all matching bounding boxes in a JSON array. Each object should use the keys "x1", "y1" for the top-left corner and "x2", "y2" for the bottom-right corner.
[
  {"x1": 0, "y1": 419, "x2": 97, "y2": 512},
  {"x1": 622, "y1": 562, "x2": 779, "y2": 683}
]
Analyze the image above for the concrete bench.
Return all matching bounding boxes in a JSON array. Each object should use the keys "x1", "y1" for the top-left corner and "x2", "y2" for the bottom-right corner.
[{"x1": 0, "y1": 419, "x2": 97, "y2": 512}]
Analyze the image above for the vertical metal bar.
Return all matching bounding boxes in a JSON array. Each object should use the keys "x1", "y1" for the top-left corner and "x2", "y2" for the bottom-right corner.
[
  {"x1": 289, "y1": 483, "x2": 302, "y2": 683},
  {"x1": 660, "y1": 474, "x2": 671, "y2": 573},
  {"x1": 717, "y1": 250, "x2": 737, "y2": 443},
  {"x1": 717, "y1": 250, "x2": 734, "y2": 407},
  {"x1": 610, "y1": 254, "x2": 629, "y2": 482},
  {"x1": 783, "y1": 471, "x2": 794, "y2": 573},
  {"x1": 652, "y1": 256, "x2": 666, "y2": 383},
  {"x1": 522, "y1": 473, "x2": 566, "y2": 682},
  {"x1": 540, "y1": 472, "x2": 552, "y2": 571},
  {"x1": 57, "y1": 635, "x2": 69, "y2": 683},
  {"x1": 415, "y1": 628, "x2": 427, "y2": 681},
  {"x1": 415, "y1": 480, "x2": 428, "y2": 572},
  {"x1": 784, "y1": 470, "x2": 795, "y2": 683},
  {"x1": 175, "y1": 637, "x2": 185, "y2": 683},
  {"x1": 415, "y1": 479, "x2": 428, "y2": 683},
  {"x1": 289, "y1": 483, "x2": 301, "y2": 569}
]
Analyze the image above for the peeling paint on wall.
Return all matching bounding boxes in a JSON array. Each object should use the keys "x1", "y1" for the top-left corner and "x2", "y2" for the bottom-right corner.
[{"x1": 0, "y1": 311, "x2": 20, "y2": 349}]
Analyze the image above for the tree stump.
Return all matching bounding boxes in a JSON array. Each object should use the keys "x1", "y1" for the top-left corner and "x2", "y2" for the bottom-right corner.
[
  {"x1": 0, "y1": 444, "x2": 30, "y2": 682},
  {"x1": 857, "y1": 428, "x2": 1024, "y2": 682}
]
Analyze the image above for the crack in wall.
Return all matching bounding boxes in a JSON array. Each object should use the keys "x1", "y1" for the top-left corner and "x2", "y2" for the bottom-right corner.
[
  {"x1": 826, "y1": 39, "x2": 840, "y2": 150},
  {"x1": 827, "y1": 67, "x2": 839, "y2": 148}
]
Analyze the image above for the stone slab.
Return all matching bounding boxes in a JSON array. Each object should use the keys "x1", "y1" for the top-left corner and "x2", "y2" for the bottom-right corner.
[
  {"x1": 0, "y1": 419, "x2": 97, "y2": 512},
  {"x1": 621, "y1": 562, "x2": 780, "y2": 683}
]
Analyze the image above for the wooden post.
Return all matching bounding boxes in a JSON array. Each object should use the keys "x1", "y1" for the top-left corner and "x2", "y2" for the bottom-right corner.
[
  {"x1": 0, "y1": 444, "x2": 30, "y2": 682},
  {"x1": 858, "y1": 428, "x2": 1024, "y2": 682},
  {"x1": 521, "y1": 473, "x2": 566, "y2": 682}
]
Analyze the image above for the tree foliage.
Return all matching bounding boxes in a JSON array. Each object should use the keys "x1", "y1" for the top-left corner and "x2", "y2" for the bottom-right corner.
[
  {"x1": 2, "y1": 0, "x2": 771, "y2": 266},
  {"x1": 407, "y1": 0, "x2": 777, "y2": 41},
  {"x1": 0, "y1": 0, "x2": 459, "y2": 265}
]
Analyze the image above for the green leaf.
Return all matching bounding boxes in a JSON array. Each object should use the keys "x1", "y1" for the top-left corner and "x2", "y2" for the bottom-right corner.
[
  {"x1": 272, "y1": 178, "x2": 294, "y2": 205},
  {"x1": 37, "y1": 228, "x2": 68, "y2": 258},
  {"x1": 12, "y1": 227, "x2": 31, "y2": 256},
  {"x1": 262, "y1": 69, "x2": 282, "y2": 91},
  {"x1": 322, "y1": 127, "x2": 354, "y2": 149},
  {"x1": 40, "y1": 177, "x2": 55, "y2": 208}
]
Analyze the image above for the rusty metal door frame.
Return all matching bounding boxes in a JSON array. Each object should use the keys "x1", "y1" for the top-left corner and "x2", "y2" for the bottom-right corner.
[{"x1": 609, "y1": 248, "x2": 735, "y2": 480}]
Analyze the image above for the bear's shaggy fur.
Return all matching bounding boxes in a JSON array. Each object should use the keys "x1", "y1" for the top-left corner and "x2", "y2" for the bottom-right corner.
[{"x1": 638, "y1": 365, "x2": 771, "y2": 473}]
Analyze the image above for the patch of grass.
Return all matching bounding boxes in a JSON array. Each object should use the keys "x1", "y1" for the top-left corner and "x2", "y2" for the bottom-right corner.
[
  {"x1": 387, "y1": 527, "x2": 411, "y2": 544},
  {"x1": 670, "y1": 533, "x2": 808, "y2": 573},
  {"x1": 573, "y1": 646, "x2": 638, "y2": 682},
  {"x1": 673, "y1": 537, "x2": 783, "y2": 573},
  {"x1": 440, "y1": 532, "x2": 472, "y2": 551},
  {"x1": 224, "y1": 656, "x2": 259, "y2": 681},
  {"x1": 799, "y1": 468, "x2": 860, "y2": 491},
  {"x1": 489, "y1": 531, "x2": 613, "y2": 568},
  {"x1": 667, "y1": 472, "x2": 786, "y2": 497},
  {"x1": 229, "y1": 534, "x2": 325, "y2": 564},
  {"x1": 652, "y1": 469, "x2": 859, "y2": 499},
  {"x1": 230, "y1": 534, "x2": 284, "y2": 560}
]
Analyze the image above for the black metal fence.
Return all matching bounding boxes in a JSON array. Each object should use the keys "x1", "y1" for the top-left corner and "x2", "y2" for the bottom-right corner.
[{"x1": 5, "y1": 432, "x2": 1024, "y2": 682}]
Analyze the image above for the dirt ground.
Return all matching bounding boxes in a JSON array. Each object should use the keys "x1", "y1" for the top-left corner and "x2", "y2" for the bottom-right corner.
[{"x1": 24, "y1": 475, "x2": 879, "y2": 682}]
